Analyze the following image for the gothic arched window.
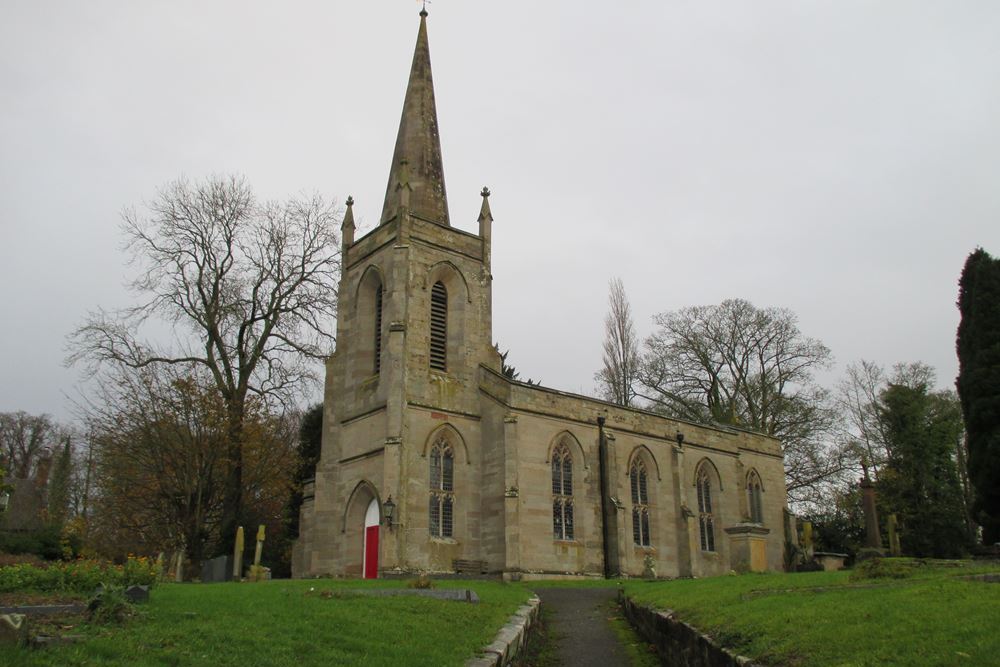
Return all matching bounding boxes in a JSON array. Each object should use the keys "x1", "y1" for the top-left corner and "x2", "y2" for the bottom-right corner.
[
  {"x1": 373, "y1": 283, "x2": 383, "y2": 375},
  {"x1": 551, "y1": 442, "x2": 574, "y2": 540},
  {"x1": 696, "y1": 465, "x2": 716, "y2": 552},
  {"x1": 746, "y1": 470, "x2": 764, "y2": 524},
  {"x1": 429, "y1": 438, "x2": 454, "y2": 538},
  {"x1": 630, "y1": 459, "x2": 651, "y2": 547},
  {"x1": 430, "y1": 282, "x2": 448, "y2": 371}
]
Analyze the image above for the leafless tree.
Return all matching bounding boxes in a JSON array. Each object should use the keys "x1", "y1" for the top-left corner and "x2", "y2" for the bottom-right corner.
[
  {"x1": 637, "y1": 298, "x2": 846, "y2": 504},
  {"x1": 0, "y1": 411, "x2": 64, "y2": 480},
  {"x1": 837, "y1": 360, "x2": 891, "y2": 480},
  {"x1": 68, "y1": 175, "x2": 341, "y2": 549},
  {"x1": 595, "y1": 278, "x2": 640, "y2": 407}
]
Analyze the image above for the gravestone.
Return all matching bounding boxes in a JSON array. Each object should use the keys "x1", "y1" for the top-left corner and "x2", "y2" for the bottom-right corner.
[
  {"x1": 0, "y1": 614, "x2": 27, "y2": 646},
  {"x1": 200, "y1": 555, "x2": 232, "y2": 583},
  {"x1": 887, "y1": 514, "x2": 902, "y2": 556},
  {"x1": 125, "y1": 585, "x2": 150, "y2": 603}
]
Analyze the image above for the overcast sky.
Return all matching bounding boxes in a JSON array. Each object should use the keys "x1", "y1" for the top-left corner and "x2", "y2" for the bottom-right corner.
[{"x1": 2, "y1": 1, "x2": 999, "y2": 423}]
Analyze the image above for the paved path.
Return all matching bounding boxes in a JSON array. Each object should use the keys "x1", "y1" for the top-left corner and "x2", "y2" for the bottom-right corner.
[{"x1": 531, "y1": 587, "x2": 632, "y2": 667}]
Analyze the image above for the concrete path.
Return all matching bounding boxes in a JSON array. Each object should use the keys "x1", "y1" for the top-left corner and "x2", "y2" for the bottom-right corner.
[{"x1": 531, "y1": 587, "x2": 632, "y2": 667}]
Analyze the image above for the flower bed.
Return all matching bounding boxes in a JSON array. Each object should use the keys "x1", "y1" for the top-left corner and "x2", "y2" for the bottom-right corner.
[{"x1": 0, "y1": 556, "x2": 158, "y2": 594}]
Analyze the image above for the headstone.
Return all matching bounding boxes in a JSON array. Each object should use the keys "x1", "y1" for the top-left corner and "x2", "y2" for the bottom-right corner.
[
  {"x1": 860, "y1": 477, "x2": 884, "y2": 553},
  {"x1": 887, "y1": 513, "x2": 901, "y2": 556},
  {"x1": 124, "y1": 585, "x2": 150, "y2": 604},
  {"x1": 200, "y1": 556, "x2": 231, "y2": 583},
  {"x1": 801, "y1": 521, "x2": 814, "y2": 559},
  {"x1": 254, "y1": 525, "x2": 265, "y2": 568},
  {"x1": 233, "y1": 526, "x2": 245, "y2": 580},
  {"x1": 0, "y1": 614, "x2": 27, "y2": 646}
]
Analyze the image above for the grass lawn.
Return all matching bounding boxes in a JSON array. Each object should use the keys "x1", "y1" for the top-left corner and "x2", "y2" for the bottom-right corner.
[
  {"x1": 0, "y1": 578, "x2": 534, "y2": 666},
  {"x1": 622, "y1": 561, "x2": 1000, "y2": 667}
]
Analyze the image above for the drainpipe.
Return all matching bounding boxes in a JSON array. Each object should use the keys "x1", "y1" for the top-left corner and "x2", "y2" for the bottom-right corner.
[{"x1": 597, "y1": 415, "x2": 612, "y2": 579}]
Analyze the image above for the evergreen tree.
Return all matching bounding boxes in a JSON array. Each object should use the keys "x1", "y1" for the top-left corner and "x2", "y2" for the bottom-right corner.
[
  {"x1": 46, "y1": 436, "x2": 72, "y2": 528},
  {"x1": 877, "y1": 380, "x2": 969, "y2": 557},
  {"x1": 285, "y1": 404, "x2": 323, "y2": 540},
  {"x1": 957, "y1": 247, "x2": 1000, "y2": 543}
]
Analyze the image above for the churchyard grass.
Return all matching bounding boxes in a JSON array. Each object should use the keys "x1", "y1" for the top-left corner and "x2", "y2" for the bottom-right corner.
[
  {"x1": 622, "y1": 560, "x2": 1000, "y2": 666},
  {"x1": 0, "y1": 578, "x2": 533, "y2": 666}
]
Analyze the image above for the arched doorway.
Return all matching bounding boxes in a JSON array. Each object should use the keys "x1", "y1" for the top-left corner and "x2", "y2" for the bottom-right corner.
[{"x1": 362, "y1": 498, "x2": 380, "y2": 579}]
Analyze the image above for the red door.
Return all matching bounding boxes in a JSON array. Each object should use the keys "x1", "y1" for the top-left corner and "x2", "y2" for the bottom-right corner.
[
  {"x1": 363, "y1": 525, "x2": 380, "y2": 579},
  {"x1": 362, "y1": 498, "x2": 380, "y2": 579}
]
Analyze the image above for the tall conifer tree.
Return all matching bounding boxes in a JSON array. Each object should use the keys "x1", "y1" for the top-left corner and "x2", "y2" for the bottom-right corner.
[{"x1": 957, "y1": 248, "x2": 1000, "y2": 543}]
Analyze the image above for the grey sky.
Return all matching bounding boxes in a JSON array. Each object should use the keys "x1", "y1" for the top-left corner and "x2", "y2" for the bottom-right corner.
[{"x1": 2, "y1": 1, "x2": 999, "y2": 422}]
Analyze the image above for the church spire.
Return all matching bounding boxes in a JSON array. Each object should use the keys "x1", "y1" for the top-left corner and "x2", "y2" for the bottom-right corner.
[{"x1": 380, "y1": 9, "x2": 450, "y2": 226}]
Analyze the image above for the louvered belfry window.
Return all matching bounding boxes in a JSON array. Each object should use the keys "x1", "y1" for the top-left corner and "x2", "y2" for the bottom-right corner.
[
  {"x1": 697, "y1": 466, "x2": 716, "y2": 551},
  {"x1": 630, "y1": 460, "x2": 651, "y2": 547},
  {"x1": 429, "y1": 437, "x2": 454, "y2": 538},
  {"x1": 430, "y1": 281, "x2": 448, "y2": 371},
  {"x1": 551, "y1": 443, "x2": 574, "y2": 540},
  {"x1": 373, "y1": 284, "x2": 383, "y2": 375}
]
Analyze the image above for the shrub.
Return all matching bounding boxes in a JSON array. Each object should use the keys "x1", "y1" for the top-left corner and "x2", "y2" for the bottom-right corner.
[
  {"x1": 408, "y1": 573, "x2": 434, "y2": 589},
  {"x1": 0, "y1": 526, "x2": 63, "y2": 560},
  {"x1": 87, "y1": 586, "x2": 135, "y2": 624},
  {"x1": 849, "y1": 557, "x2": 913, "y2": 581}
]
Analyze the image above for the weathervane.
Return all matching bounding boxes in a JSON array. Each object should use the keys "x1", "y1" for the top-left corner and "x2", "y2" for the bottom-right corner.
[{"x1": 418, "y1": 0, "x2": 431, "y2": 15}]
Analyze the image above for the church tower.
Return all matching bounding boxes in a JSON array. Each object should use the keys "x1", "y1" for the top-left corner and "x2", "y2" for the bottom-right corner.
[{"x1": 294, "y1": 10, "x2": 500, "y2": 577}]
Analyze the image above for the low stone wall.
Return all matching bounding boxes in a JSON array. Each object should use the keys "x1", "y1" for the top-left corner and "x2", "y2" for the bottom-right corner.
[
  {"x1": 466, "y1": 595, "x2": 541, "y2": 667},
  {"x1": 620, "y1": 594, "x2": 758, "y2": 667}
]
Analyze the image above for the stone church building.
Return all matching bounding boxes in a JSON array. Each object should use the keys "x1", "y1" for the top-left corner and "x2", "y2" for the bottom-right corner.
[{"x1": 292, "y1": 11, "x2": 787, "y2": 580}]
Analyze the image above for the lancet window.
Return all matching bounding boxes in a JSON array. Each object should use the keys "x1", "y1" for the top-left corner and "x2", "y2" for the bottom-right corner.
[
  {"x1": 746, "y1": 470, "x2": 764, "y2": 524},
  {"x1": 373, "y1": 283, "x2": 383, "y2": 375},
  {"x1": 630, "y1": 459, "x2": 651, "y2": 547},
  {"x1": 429, "y1": 438, "x2": 454, "y2": 538},
  {"x1": 551, "y1": 443, "x2": 574, "y2": 540},
  {"x1": 696, "y1": 465, "x2": 716, "y2": 552}
]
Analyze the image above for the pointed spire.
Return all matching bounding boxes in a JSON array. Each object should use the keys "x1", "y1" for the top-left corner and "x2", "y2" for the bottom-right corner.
[
  {"x1": 478, "y1": 187, "x2": 493, "y2": 223},
  {"x1": 380, "y1": 10, "x2": 450, "y2": 226},
  {"x1": 342, "y1": 195, "x2": 356, "y2": 247}
]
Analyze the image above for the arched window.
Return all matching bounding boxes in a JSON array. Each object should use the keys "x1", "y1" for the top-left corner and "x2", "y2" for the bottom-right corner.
[
  {"x1": 551, "y1": 443, "x2": 573, "y2": 540},
  {"x1": 746, "y1": 470, "x2": 764, "y2": 524},
  {"x1": 373, "y1": 283, "x2": 383, "y2": 374},
  {"x1": 429, "y1": 437, "x2": 454, "y2": 538},
  {"x1": 630, "y1": 459, "x2": 651, "y2": 547},
  {"x1": 696, "y1": 465, "x2": 716, "y2": 552},
  {"x1": 430, "y1": 282, "x2": 447, "y2": 371}
]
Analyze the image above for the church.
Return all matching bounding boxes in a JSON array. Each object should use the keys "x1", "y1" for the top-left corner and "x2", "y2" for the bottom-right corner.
[{"x1": 292, "y1": 11, "x2": 788, "y2": 580}]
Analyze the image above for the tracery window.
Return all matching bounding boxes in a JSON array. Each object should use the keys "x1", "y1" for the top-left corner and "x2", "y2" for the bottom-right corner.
[
  {"x1": 630, "y1": 459, "x2": 651, "y2": 547},
  {"x1": 373, "y1": 283, "x2": 383, "y2": 375},
  {"x1": 430, "y1": 281, "x2": 447, "y2": 371},
  {"x1": 551, "y1": 442, "x2": 574, "y2": 540},
  {"x1": 429, "y1": 438, "x2": 454, "y2": 538},
  {"x1": 696, "y1": 465, "x2": 716, "y2": 552},
  {"x1": 746, "y1": 470, "x2": 764, "y2": 524}
]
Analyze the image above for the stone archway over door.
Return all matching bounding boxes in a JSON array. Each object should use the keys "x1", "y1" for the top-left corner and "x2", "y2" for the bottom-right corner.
[{"x1": 363, "y1": 499, "x2": 380, "y2": 579}]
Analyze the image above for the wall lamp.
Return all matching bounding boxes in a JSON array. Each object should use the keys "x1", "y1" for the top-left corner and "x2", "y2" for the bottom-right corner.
[{"x1": 382, "y1": 495, "x2": 396, "y2": 531}]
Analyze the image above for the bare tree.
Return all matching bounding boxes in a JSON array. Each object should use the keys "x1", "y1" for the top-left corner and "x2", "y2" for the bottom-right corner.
[
  {"x1": 68, "y1": 175, "x2": 341, "y2": 550},
  {"x1": 837, "y1": 360, "x2": 891, "y2": 480},
  {"x1": 637, "y1": 298, "x2": 845, "y2": 504},
  {"x1": 595, "y1": 277, "x2": 640, "y2": 407},
  {"x1": 0, "y1": 411, "x2": 64, "y2": 479}
]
